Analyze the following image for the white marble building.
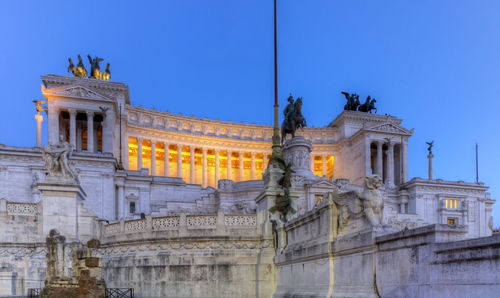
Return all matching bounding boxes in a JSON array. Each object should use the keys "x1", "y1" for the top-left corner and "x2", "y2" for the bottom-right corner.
[{"x1": 0, "y1": 74, "x2": 496, "y2": 297}]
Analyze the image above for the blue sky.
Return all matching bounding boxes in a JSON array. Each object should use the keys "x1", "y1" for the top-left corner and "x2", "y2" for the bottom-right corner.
[{"x1": 1, "y1": 1, "x2": 499, "y2": 224}]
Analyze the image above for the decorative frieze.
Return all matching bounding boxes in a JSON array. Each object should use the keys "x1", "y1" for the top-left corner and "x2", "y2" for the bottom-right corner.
[{"x1": 6, "y1": 202, "x2": 37, "y2": 216}]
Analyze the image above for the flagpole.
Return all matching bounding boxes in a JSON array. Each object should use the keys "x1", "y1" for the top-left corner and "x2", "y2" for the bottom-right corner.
[{"x1": 271, "y1": 0, "x2": 281, "y2": 149}]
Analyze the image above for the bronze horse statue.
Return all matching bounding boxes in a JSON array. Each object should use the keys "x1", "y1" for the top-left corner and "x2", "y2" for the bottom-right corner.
[{"x1": 281, "y1": 97, "x2": 307, "y2": 144}]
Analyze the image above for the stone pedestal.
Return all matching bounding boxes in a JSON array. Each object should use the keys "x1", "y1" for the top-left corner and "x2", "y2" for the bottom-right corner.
[
  {"x1": 283, "y1": 136, "x2": 316, "y2": 179},
  {"x1": 37, "y1": 179, "x2": 86, "y2": 240}
]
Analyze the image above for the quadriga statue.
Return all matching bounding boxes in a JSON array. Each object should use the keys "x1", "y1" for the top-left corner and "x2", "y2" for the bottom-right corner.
[{"x1": 328, "y1": 175, "x2": 384, "y2": 235}]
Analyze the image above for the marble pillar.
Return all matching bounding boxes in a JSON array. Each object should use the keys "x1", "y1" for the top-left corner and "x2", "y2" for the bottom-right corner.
[
  {"x1": 322, "y1": 154, "x2": 327, "y2": 177},
  {"x1": 202, "y1": 148, "x2": 208, "y2": 187},
  {"x1": 86, "y1": 111, "x2": 94, "y2": 153},
  {"x1": 227, "y1": 150, "x2": 232, "y2": 180},
  {"x1": 251, "y1": 152, "x2": 256, "y2": 180},
  {"x1": 151, "y1": 141, "x2": 156, "y2": 176},
  {"x1": 376, "y1": 141, "x2": 383, "y2": 176},
  {"x1": 190, "y1": 147, "x2": 195, "y2": 184},
  {"x1": 102, "y1": 109, "x2": 114, "y2": 154},
  {"x1": 215, "y1": 149, "x2": 220, "y2": 185},
  {"x1": 48, "y1": 106, "x2": 59, "y2": 145},
  {"x1": 68, "y1": 109, "x2": 76, "y2": 149},
  {"x1": 239, "y1": 152, "x2": 244, "y2": 181},
  {"x1": 35, "y1": 113, "x2": 43, "y2": 147},
  {"x1": 164, "y1": 142, "x2": 170, "y2": 177},
  {"x1": 177, "y1": 144, "x2": 183, "y2": 178},
  {"x1": 137, "y1": 138, "x2": 143, "y2": 170},
  {"x1": 386, "y1": 141, "x2": 395, "y2": 188}
]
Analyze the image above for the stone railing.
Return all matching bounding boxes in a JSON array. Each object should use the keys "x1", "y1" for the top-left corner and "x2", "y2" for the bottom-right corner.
[
  {"x1": 5, "y1": 202, "x2": 38, "y2": 216},
  {"x1": 102, "y1": 213, "x2": 257, "y2": 236}
]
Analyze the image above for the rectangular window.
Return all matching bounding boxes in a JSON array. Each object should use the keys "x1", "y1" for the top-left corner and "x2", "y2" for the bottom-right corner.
[
  {"x1": 445, "y1": 199, "x2": 459, "y2": 209},
  {"x1": 447, "y1": 218, "x2": 457, "y2": 225},
  {"x1": 129, "y1": 201, "x2": 136, "y2": 214}
]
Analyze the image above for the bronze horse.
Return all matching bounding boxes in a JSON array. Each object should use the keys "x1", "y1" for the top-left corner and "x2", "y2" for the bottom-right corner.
[{"x1": 281, "y1": 97, "x2": 307, "y2": 144}]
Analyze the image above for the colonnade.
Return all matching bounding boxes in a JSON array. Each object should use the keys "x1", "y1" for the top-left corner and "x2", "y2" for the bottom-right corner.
[
  {"x1": 129, "y1": 137, "x2": 270, "y2": 188},
  {"x1": 128, "y1": 137, "x2": 335, "y2": 187},
  {"x1": 48, "y1": 107, "x2": 114, "y2": 153},
  {"x1": 367, "y1": 139, "x2": 407, "y2": 187}
]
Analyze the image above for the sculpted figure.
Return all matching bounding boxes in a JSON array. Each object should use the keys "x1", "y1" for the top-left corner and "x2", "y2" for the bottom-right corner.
[
  {"x1": 426, "y1": 141, "x2": 434, "y2": 154},
  {"x1": 42, "y1": 135, "x2": 77, "y2": 180},
  {"x1": 87, "y1": 55, "x2": 104, "y2": 79},
  {"x1": 342, "y1": 91, "x2": 360, "y2": 111},
  {"x1": 329, "y1": 175, "x2": 384, "y2": 230},
  {"x1": 76, "y1": 55, "x2": 87, "y2": 77},
  {"x1": 281, "y1": 96, "x2": 307, "y2": 143},
  {"x1": 358, "y1": 95, "x2": 377, "y2": 113},
  {"x1": 67, "y1": 58, "x2": 76, "y2": 76},
  {"x1": 102, "y1": 63, "x2": 111, "y2": 81}
]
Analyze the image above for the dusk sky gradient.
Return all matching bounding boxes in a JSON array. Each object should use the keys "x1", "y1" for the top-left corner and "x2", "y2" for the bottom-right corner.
[{"x1": 1, "y1": 1, "x2": 499, "y2": 224}]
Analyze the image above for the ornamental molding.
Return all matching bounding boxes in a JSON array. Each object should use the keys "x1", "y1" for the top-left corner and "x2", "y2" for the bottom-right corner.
[
  {"x1": 365, "y1": 122, "x2": 413, "y2": 136},
  {"x1": 96, "y1": 239, "x2": 272, "y2": 256},
  {"x1": 42, "y1": 84, "x2": 113, "y2": 102}
]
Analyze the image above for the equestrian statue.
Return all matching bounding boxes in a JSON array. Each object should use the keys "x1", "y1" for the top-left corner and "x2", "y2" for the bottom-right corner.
[{"x1": 281, "y1": 95, "x2": 307, "y2": 144}]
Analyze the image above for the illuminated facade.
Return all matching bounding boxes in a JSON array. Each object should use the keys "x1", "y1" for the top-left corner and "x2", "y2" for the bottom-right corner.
[{"x1": 0, "y1": 74, "x2": 496, "y2": 297}]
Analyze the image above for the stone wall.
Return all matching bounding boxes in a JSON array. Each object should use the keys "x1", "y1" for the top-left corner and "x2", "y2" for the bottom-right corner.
[
  {"x1": 273, "y1": 197, "x2": 500, "y2": 298},
  {"x1": 99, "y1": 213, "x2": 275, "y2": 298}
]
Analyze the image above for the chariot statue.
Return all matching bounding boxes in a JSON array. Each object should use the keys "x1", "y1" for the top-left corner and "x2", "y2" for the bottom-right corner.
[
  {"x1": 342, "y1": 92, "x2": 377, "y2": 113},
  {"x1": 281, "y1": 95, "x2": 307, "y2": 144}
]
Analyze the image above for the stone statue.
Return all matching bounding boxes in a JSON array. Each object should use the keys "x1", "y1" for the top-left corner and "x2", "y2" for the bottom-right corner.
[
  {"x1": 42, "y1": 135, "x2": 77, "y2": 181},
  {"x1": 102, "y1": 63, "x2": 111, "y2": 81},
  {"x1": 32, "y1": 99, "x2": 46, "y2": 113},
  {"x1": 342, "y1": 92, "x2": 377, "y2": 113},
  {"x1": 76, "y1": 55, "x2": 87, "y2": 77},
  {"x1": 358, "y1": 95, "x2": 377, "y2": 113},
  {"x1": 67, "y1": 55, "x2": 87, "y2": 77},
  {"x1": 281, "y1": 95, "x2": 307, "y2": 144},
  {"x1": 328, "y1": 175, "x2": 384, "y2": 234},
  {"x1": 426, "y1": 141, "x2": 434, "y2": 154},
  {"x1": 87, "y1": 55, "x2": 104, "y2": 79},
  {"x1": 341, "y1": 91, "x2": 360, "y2": 111}
]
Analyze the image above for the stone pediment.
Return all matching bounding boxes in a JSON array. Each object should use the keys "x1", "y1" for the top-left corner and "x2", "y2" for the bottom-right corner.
[
  {"x1": 42, "y1": 85, "x2": 113, "y2": 102},
  {"x1": 366, "y1": 122, "x2": 413, "y2": 136}
]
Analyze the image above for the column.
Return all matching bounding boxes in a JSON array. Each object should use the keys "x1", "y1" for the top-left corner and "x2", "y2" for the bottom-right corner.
[
  {"x1": 202, "y1": 147, "x2": 208, "y2": 187},
  {"x1": 376, "y1": 141, "x2": 383, "y2": 176},
  {"x1": 86, "y1": 111, "x2": 94, "y2": 152},
  {"x1": 227, "y1": 150, "x2": 232, "y2": 180},
  {"x1": 402, "y1": 138, "x2": 408, "y2": 183},
  {"x1": 310, "y1": 154, "x2": 315, "y2": 172},
  {"x1": 239, "y1": 152, "x2": 244, "y2": 181},
  {"x1": 164, "y1": 142, "x2": 170, "y2": 176},
  {"x1": 35, "y1": 113, "x2": 43, "y2": 147},
  {"x1": 177, "y1": 144, "x2": 183, "y2": 178},
  {"x1": 117, "y1": 184, "x2": 124, "y2": 220},
  {"x1": 137, "y1": 137, "x2": 143, "y2": 170},
  {"x1": 151, "y1": 140, "x2": 156, "y2": 176},
  {"x1": 215, "y1": 149, "x2": 220, "y2": 185},
  {"x1": 364, "y1": 138, "x2": 371, "y2": 176},
  {"x1": 190, "y1": 146, "x2": 195, "y2": 184},
  {"x1": 251, "y1": 152, "x2": 256, "y2": 180},
  {"x1": 386, "y1": 141, "x2": 395, "y2": 188},
  {"x1": 321, "y1": 154, "x2": 327, "y2": 177},
  {"x1": 68, "y1": 109, "x2": 77, "y2": 149},
  {"x1": 48, "y1": 105, "x2": 59, "y2": 145},
  {"x1": 102, "y1": 108, "x2": 114, "y2": 153},
  {"x1": 76, "y1": 125, "x2": 82, "y2": 151}
]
